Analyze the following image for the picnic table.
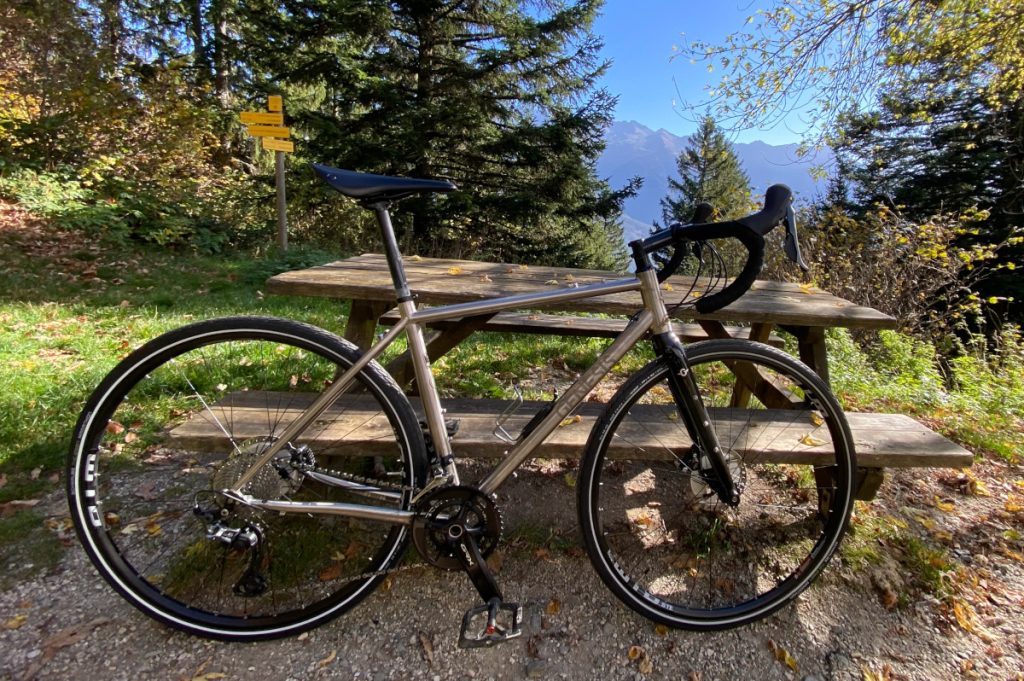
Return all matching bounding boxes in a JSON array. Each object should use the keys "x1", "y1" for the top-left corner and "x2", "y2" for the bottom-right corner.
[{"x1": 264, "y1": 253, "x2": 973, "y2": 500}]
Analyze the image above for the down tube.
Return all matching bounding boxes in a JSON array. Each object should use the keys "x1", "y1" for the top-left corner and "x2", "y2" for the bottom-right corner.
[{"x1": 478, "y1": 309, "x2": 654, "y2": 495}]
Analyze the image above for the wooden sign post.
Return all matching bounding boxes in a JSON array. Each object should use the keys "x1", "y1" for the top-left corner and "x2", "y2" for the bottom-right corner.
[{"x1": 242, "y1": 96, "x2": 292, "y2": 251}]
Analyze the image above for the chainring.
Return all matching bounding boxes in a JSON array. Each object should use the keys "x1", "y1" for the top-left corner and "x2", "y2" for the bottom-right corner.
[{"x1": 411, "y1": 486, "x2": 502, "y2": 571}]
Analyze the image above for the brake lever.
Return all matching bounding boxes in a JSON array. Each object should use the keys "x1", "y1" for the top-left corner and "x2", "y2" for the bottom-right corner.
[{"x1": 783, "y1": 205, "x2": 810, "y2": 272}]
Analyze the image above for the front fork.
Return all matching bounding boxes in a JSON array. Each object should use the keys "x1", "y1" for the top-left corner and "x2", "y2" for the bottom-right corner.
[{"x1": 654, "y1": 333, "x2": 740, "y2": 506}]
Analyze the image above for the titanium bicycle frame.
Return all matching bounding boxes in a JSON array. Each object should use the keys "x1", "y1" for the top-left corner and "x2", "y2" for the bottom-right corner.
[{"x1": 223, "y1": 202, "x2": 732, "y2": 523}]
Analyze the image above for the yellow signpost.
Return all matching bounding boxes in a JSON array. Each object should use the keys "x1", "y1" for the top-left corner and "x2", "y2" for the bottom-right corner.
[
  {"x1": 240, "y1": 111, "x2": 284, "y2": 126},
  {"x1": 241, "y1": 95, "x2": 292, "y2": 251},
  {"x1": 262, "y1": 138, "x2": 294, "y2": 153}
]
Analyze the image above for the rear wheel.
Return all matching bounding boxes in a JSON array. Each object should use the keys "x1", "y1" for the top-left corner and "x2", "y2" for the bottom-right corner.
[
  {"x1": 578, "y1": 339, "x2": 855, "y2": 629},
  {"x1": 67, "y1": 316, "x2": 427, "y2": 640}
]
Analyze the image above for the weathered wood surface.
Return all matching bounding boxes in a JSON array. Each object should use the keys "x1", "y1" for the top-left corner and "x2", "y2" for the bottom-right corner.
[
  {"x1": 267, "y1": 254, "x2": 898, "y2": 330},
  {"x1": 377, "y1": 310, "x2": 785, "y2": 347},
  {"x1": 167, "y1": 392, "x2": 972, "y2": 469}
]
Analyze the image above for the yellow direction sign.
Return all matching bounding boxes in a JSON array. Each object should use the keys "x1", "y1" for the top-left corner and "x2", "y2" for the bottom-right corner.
[
  {"x1": 262, "y1": 137, "x2": 294, "y2": 153},
  {"x1": 268, "y1": 95, "x2": 283, "y2": 112},
  {"x1": 247, "y1": 125, "x2": 290, "y2": 138},
  {"x1": 240, "y1": 111, "x2": 284, "y2": 126}
]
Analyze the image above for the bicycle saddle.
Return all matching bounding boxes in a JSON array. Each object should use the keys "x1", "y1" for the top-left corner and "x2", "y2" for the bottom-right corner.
[{"x1": 312, "y1": 163, "x2": 457, "y2": 202}]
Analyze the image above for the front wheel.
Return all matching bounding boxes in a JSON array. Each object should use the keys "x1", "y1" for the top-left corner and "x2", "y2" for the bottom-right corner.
[
  {"x1": 577, "y1": 339, "x2": 855, "y2": 629},
  {"x1": 67, "y1": 316, "x2": 427, "y2": 640}
]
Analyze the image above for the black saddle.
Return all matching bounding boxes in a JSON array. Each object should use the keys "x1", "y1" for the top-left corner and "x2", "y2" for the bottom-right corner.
[{"x1": 312, "y1": 163, "x2": 457, "y2": 202}]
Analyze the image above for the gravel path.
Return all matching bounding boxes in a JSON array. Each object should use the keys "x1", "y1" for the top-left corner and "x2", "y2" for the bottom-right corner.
[{"x1": 2, "y1": 462, "x2": 1022, "y2": 681}]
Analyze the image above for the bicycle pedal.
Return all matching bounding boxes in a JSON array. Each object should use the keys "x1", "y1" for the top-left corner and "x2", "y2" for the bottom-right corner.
[{"x1": 458, "y1": 597, "x2": 523, "y2": 649}]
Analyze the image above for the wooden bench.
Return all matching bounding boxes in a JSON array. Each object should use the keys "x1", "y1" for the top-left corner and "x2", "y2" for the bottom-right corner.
[
  {"x1": 377, "y1": 310, "x2": 786, "y2": 347},
  {"x1": 168, "y1": 393, "x2": 973, "y2": 501}
]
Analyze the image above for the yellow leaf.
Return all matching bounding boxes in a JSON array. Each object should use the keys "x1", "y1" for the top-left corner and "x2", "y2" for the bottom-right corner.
[
  {"x1": 318, "y1": 650, "x2": 337, "y2": 668},
  {"x1": 654, "y1": 624, "x2": 668, "y2": 637},
  {"x1": 627, "y1": 645, "x2": 644, "y2": 661},
  {"x1": 662, "y1": 283, "x2": 673, "y2": 292},
  {"x1": 4, "y1": 615, "x2": 27, "y2": 630},
  {"x1": 545, "y1": 598, "x2": 561, "y2": 615},
  {"x1": 518, "y1": 264, "x2": 529, "y2": 270},
  {"x1": 145, "y1": 520, "x2": 163, "y2": 537},
  {"x1": 408, "y1": 255, "x2": 422, "y2": 261},
  {"x1": 447, "y1": 266, "x2": 464, "y2": 275},
  {"x1": 545, "y1": 279, "x2": 559, "y2": 285},
  {"x1": 799, "y1": 433, "x2": 826, "y2": 447},
  {"x1": 564, "y1": 471, "x2": 576, "y2": 488},
  {"x1": 934, "y1": 496, "x2": 955, "y2": 512},
  {"x1": 558, "y1": 414, "x2": 582, "y2": 427},
  {"x1": 799, "y1": 283, "x2": 815, "y2": 294},
  {"x1": 809, "y1": 411, "x2": 824, "y2": 427},
  {"x1": 767, "y1": 640, "x2": 799, "y2": 672}
]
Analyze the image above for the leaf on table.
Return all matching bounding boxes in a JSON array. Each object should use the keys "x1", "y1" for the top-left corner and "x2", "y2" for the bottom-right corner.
[
  {"x1": 545, "y1": 279, "x2": 559, "y2": 285},
  {"x1": 558, "y1": 414, "x2": 582, "y2": 427},
  {"x1": 809, "y1": 411, "x2": 825, "y2": 427},
  {"x1": 689, "y1": 291, "x2": 702, "y2": 299},
  {"x1": 627, "y1": 645, "x2": 644, "y2": 661},
  {"x1": 447, "y1": 266, "x2": 464, "y2": 275},
  {"x1": 479, "y1": 274, "x2": 492, "y2": 282},
  {"x1": 518, "y1": 264, "x2": 529, "y2": 270},
  {"x1": 408, "y1": 255, "x2": 422, "y2": 261},
  {"x1": 545, "y1": 598, "x2": 561, "y2": 615},
  {"x1": 798, "y1": 433, "x2": 826, "y2": 447},
  {"x1": 799, "y1": 283, "x2": 815, "y2": 294},
  {"x1": 317, "y1": 650, "x2": 337, "y2": 668},
  {"x1": 662, "y1": 283, "x2": 673, "y2": 292},
  {"x1": 767, "y1": 640, "x2": 799, "y2": 672}
]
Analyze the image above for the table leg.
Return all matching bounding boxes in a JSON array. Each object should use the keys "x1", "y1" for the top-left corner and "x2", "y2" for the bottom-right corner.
[
  {"x1": 697, "y1": 321, "x2": 793, "y2": 408},
  {"x1": 386, "y1": 314, "x2": 497, "y2": 392},
  {"x1": 781, "y1": 325, "x2": 831, "y2": 385},
  {"x1": 344, "y1": 299, "x2": 392, "y2": 351}
]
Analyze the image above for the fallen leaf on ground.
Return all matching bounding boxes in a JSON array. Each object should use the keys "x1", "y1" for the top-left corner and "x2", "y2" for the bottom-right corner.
[
  {"x1": 638, "y1": 655, "x2": 653, "y2": 674},
  {"x1": 627, "y1": 645, "x2": 644, "y2": 661},
  {"x1": 419, "y1": 632, "x2": 434, "y2": 667},
  {"x1": 317, "y1": 650, "x2": 337, "y2": 668},
  {"x1": 4, "y1": 615, "x2": 27, "y2": 630},
  {"x1": 545, "y1": 598, "x2": 561, "y2": 615},
  {"x1": 30, "y1": 467, "x2": 41, "y2": 480},
  {"x1": 861, "y1": 663, "x2": 894, "y2": 681},
  {"x1": 318, "y1": 563, "x2": 343, "y2": 581},
  {"x1": 105, "y1": 421, "x2": 125, "y2": 435},
  {"x1": 934, "y1": 496, "x2": 955, "y2": 512},
  {"x1": 0, "y1": 499, "x2": 40, "y2": 518},
  {"x1": 767, "y1": 640, "x2": 799, "y2": 672},
  {"x1": 654, "y1": 624, "x2": 668, "y2": 637}
]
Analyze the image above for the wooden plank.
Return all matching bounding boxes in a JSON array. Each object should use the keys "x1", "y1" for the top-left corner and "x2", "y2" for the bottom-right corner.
[
  {"x1": 167, "y1": 393, "x2": 973, "y2": 469},
  {"x1": 266, "y1": 254, "x2": 898, "y2": 330},
  {"x1": 376, "y1": 311, "x2": 784, "y2": 347},
  {"x1": 241, "y1": 111, "x2": 284, "y2": 125}
]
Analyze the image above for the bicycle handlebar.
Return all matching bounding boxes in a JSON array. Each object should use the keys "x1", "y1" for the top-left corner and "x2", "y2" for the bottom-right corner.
[{"x1": 640, "y1": 184, "x2": 794, "y2": 313}]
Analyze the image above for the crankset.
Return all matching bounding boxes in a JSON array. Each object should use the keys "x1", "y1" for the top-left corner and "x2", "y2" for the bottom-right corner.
[{"x1": 411, "y1": 486, "x2": 522, "y2": 648}]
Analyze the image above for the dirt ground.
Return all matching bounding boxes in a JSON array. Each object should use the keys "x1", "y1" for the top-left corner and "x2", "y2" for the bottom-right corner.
[{"x1": 2, "y1": 457, "x2": 1023, "y2": 681}]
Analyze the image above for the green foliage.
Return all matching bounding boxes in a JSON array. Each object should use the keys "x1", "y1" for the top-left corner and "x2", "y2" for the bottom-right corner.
[{"x1": 660, "y1": 116, "x2": 752, "y2": 225}]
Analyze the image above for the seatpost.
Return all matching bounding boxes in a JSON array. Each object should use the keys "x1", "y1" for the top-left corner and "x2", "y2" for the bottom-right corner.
[{"x1": 369, "y1": 201, "x2": 414, "y2": 303}]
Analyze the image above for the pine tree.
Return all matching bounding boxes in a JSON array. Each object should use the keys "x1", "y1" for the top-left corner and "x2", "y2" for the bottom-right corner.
[
  {"x1": 250, "y1": 0, "x2": 633, "y2": 267},
  {"x1": 660, "y1": 116, "x2": 751, "y2": 225}
]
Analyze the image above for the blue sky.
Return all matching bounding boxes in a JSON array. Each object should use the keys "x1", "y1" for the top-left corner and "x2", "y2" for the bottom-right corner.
[{"x1": 593, "y1": 1, "x2": 802, "y2": 145}]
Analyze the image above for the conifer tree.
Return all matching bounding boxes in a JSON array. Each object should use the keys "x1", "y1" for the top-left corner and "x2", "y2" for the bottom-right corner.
[{"x1": 660, "y1": 116, "x2": 751, "y2": 225}]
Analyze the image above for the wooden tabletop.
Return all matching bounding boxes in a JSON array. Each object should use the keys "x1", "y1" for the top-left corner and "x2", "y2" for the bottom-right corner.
[{"x1": 267, "y1": 254, "x2": 897, "y2": 330}]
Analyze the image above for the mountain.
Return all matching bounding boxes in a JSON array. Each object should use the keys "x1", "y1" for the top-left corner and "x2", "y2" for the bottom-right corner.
[{"x1": 598, "y1": 121, "x2": 829, "y2": 242}]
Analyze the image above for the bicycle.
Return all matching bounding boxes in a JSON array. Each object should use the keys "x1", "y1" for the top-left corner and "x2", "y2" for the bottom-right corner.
[{"x1": 67, "y1": 163, "x2": 855, "y2": 645}]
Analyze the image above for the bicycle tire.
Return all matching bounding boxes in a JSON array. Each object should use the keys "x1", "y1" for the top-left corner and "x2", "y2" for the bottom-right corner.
[
  {"x1": 67, "y1": 316, "x2": 427, "y2": 640},
  {"x1": 577, "y1": 339, "x2": 855, "y2": 629}
]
